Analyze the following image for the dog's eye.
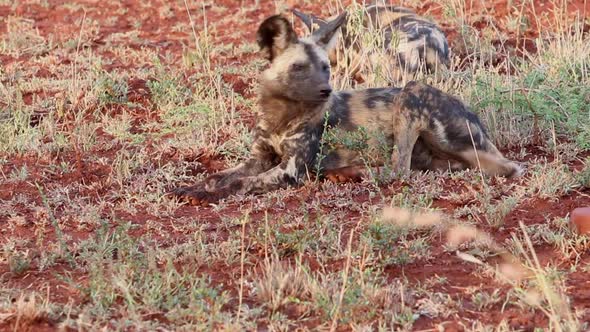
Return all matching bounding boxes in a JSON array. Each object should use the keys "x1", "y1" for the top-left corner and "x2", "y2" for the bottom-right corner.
[
  {"x1": 291, "y1": 63, "x2": 306, "y2": 71},
  {"x1": 322, "y1": 63, "x2": 330, "y2": 72}
]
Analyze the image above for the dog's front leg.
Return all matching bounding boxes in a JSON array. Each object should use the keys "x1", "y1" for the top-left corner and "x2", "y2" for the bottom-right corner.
[
  {"x1": 179, "y1": 132, "x2": 320, "y2": 204},
  {"x1": 172, "y1": 140, "x2": 278, "y2": 205},
  {"x1": 229, "y1": 132, "x2": 321, "y2": 196},
  {"x1": 230, "y1": 155, "x2": 308, "y2": 196}
]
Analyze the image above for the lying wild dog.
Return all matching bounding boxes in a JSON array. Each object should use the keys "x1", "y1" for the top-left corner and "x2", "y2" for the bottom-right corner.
[
  {"x1": 172, "y1": 13, "x2": 521, "y2": 206},
  {"x1": 292, "y1": 3, "x2": 449, "y2": 83}
]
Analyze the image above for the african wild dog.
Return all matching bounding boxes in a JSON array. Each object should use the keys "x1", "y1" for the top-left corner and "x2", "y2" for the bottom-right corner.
[
  {"x1": 292, "y1": 2, "x2": 449, "y2": 83},
  {"x1": 172, "y1": 13, "x2": 521, "y2": 206}
]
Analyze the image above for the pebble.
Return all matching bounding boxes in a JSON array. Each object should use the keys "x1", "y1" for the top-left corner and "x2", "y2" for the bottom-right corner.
[{"x1": 570, "y1": 207, "x2": 590, "y2": 235}]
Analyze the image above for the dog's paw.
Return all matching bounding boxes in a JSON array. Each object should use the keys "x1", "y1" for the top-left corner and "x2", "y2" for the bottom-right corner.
[
  {"x1": 509, "y1": 162, "x2": 526, "y2": 179},
  {"x1": 171, "y1": 186, "x2": 221, "y2": 206}
]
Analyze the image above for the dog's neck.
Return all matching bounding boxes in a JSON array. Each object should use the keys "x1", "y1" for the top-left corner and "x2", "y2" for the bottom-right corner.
[{"x1": 258, "y1": 89, "x2": 327, "y2": 134}]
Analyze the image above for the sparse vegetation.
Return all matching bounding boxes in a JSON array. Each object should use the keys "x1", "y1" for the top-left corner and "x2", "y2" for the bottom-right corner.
[{"x1": 1, "y1": 0, "x2": 590, "y2": 330}]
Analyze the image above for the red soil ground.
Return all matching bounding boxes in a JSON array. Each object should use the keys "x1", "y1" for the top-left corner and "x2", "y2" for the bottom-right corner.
[{"x1": 1, "y1": 0, "x2": 590, "y2": 330}]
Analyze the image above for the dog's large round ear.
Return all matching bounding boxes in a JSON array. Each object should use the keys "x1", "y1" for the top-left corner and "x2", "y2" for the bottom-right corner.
[{"x1": 257, "y1": 15, "x2": 298, "y2": 61}]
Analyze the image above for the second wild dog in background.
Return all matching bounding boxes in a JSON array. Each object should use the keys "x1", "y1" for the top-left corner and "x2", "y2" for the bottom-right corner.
[
  {"x1": 293, "y1": 2, "x2": 450, "y2": 84},
  {"x1": 172, "y1": 12, "x2": 521, "y2": 206}
]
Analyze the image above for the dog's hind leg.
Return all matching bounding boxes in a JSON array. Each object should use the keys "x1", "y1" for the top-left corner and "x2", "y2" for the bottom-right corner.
[
  {"x1": 456, "y1": 142, "x2": 523, "y2": 178},
  {"x1": 390, "y1": 94, "x2": 427, "y2": 177},
  {"x1": 400, "y1": 81, "x2": 523, "y2": 178},
  {"x1": 420, "y1": 119, "x2": 523, "y2": 178}
]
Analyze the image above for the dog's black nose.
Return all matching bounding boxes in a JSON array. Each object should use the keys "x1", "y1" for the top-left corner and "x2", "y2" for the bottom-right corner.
[{"x1": 320, "y1": 88, "x2": 332, "y2": 97}]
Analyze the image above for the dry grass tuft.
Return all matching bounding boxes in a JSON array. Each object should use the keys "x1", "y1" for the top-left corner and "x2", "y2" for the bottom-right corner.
[
  {"x1": 2, "y1": 294, "x2": 48, "y2": 330},
  {"x1": 1, "y1": 0, "x2": 589, "y2": 330},
  {"x1": 254, "y1": 256, "x2": 312, "y2": 313}
]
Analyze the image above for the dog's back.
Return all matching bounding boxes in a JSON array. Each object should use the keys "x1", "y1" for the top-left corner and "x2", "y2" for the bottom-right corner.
[
  {"x1": 293, "y1": 4, "x2": 450, "y2": 83},
  {"x1": 361, "y1": 5, "x2": 450, "y2": 73}
]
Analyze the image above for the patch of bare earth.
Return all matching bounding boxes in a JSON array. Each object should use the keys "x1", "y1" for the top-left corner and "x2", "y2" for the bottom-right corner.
[{"x1": 1, "y1": 0, "x2": 590, "y2": 330}]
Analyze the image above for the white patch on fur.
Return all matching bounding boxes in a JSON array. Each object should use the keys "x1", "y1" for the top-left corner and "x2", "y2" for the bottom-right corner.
[
  {"x1": 267, "y1": 132, "x2": 305, "y2": 156},
  {"x1": 274, "y1": 28, "x2": 290, "y2": 52},
  {"x1": 397, "y1": 36, "x2": 424, "y2": 70},
  {"x1": 261, "y1": 156, "x2": 298, "y2": 186},
  {"x1": 284, "y1": 156, "x2": 298, "y2": 177},
  {"x1": 287, "y1": 132, "x2": 305, "y2": 141},
  {"x1": 433, "y1": 119, "x2": 448, "y2": 144}
]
